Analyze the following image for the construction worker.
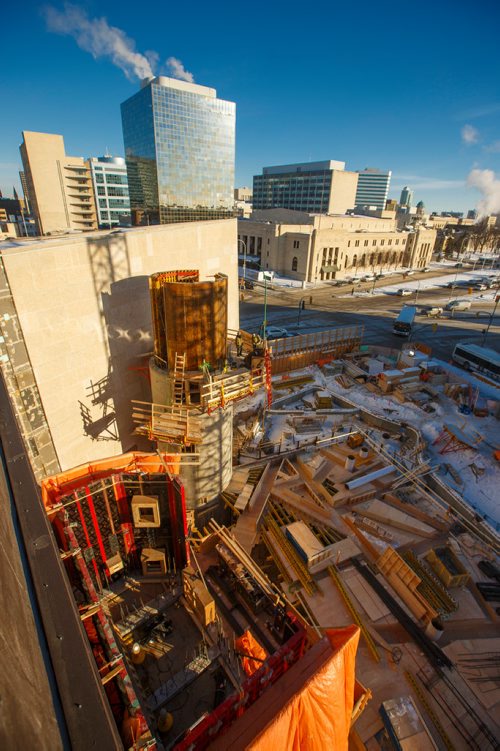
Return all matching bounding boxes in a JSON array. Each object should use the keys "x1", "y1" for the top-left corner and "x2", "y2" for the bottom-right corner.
[
  {"x1": 235, "y1": 330, "x2": 243, "y2": 357},
  {"x1": 251, "y1": 332, "x2": 263, "y2": 355}
]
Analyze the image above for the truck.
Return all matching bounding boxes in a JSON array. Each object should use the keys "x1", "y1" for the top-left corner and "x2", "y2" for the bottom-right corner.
[
  {"x1": 445, "y1": 299, "x2": 471, "y2": 312},
  {"x1": 393, "y1": 305, "x2": 417, "y2": 336}
]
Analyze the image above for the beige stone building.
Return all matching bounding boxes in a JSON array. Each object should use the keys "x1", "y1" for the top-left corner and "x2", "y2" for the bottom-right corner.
[
  {"x1": 238, "y1": 211, "x2": 436, "y2": 283},
  {"x1": 0, "y1": 219, "x2": 238, "y2": 479},
  {"x1": 20, "y1": 131, "x2": 98, "y2": 235}
]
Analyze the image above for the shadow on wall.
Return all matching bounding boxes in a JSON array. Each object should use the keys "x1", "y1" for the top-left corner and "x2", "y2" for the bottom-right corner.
[{"x1": 101, "y1": 275, "x2": 155, "y2": 452}]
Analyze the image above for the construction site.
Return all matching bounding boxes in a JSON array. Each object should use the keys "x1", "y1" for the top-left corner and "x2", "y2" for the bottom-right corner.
[{"x1": 4, "y1": 265, "x2": 500, "y2": 751}]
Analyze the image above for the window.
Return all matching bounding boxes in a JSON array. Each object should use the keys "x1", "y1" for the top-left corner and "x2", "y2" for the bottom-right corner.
[
  {"x1": 293, "y1": 240, "x2": 300, "y2": 248},
  {"x1": 373, "y1": 240, "x2": 377, "y2": 246},
  {"x1": 364, "y1": 239, "x2": 368, "y2": 246},
  {"x1": 292, "y1": 256, "x2": 298, "y2": 271},
  {"x1": 95, "y1": 173, "x2": 104, "y2": 184},
  {"x1": 381, "y1": 240, "x2": 385, "y2": 246},
  {"x1": 355, "y1": 240, "x2": 359, "y2": 247},
  {"x1": 97, "y1": 186, "x2": 105, "y2": 195}
]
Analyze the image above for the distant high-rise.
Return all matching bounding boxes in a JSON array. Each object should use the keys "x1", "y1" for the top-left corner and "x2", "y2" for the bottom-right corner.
[
  {"x1": 399, "y1": 186, "x2": 413, "y2": 208},
  {"x1": 20, "y1": 131, "x2": 97, "y2": 235},
  {"x1": 121, "y1": 76, "x2": 236, "y2": 225},
  {"x1": 88, "y1": 156, "x2": 131, "y2": 228},
  {"x1": 19, "y1": 171, "x2": 31, "y2": 214},
  {"x1": 252, "y1": 161, "x2": 358, "y2": 215},
  {"x1": 355, "y1": 168, "x2": 391, "y2": 211}
]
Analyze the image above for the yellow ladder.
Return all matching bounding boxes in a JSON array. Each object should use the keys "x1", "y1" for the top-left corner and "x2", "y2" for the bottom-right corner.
[
  {"x1": 173, "y1": 352, "x2": 185, "y2": 405},
  {"x1": 327, "y1": 565, "x2": 380, "y2": 662}
]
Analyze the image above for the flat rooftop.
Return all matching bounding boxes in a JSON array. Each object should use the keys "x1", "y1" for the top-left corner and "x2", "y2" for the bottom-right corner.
[{"x1": 261, "y1": 160, "x2": 345, "y2": 175}]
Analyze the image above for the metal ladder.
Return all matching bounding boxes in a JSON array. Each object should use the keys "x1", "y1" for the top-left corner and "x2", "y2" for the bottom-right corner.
[{"x1": 173, "y1": 352, "x2": 185, "y2": 405}]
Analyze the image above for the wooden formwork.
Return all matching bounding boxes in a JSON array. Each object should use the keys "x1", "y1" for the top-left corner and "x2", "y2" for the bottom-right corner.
[
  {"x1": 132, "y1": 400, "x2": 203, "y2": 446},
  {"x1": 268, "y1": 325, "x2": 364, "y2": 375}
]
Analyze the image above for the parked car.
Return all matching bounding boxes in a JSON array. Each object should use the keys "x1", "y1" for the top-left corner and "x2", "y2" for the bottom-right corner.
[
  {"x1": 397, "y1": 288, "x2": 413, "y2": 296},
  {"x1": 362, "y1": 274, "x2": 376, "y2": 282},
  {"x1": 421, "y1": 267, "x2": 431, "y2": 273},
  {"x1": 263, "y1": 326, "x2": 290, "y2": 339},
  {"x1": 346, "y1": 277, "x2": 362, "y2": 285},
  {"x1": 403, "y1": 270, "x2": 416, "y2": 276},
  {"x1": 472, "y1": 283, "x2": 488, "y2": 291},
  {"x1": 332, "y1": 279, "x2": 349, "y2": 286}
]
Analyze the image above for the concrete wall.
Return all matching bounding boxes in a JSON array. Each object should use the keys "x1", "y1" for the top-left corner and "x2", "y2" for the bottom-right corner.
[{"x1": 0, "y1": 219, "x2": 238, "y2": 475}]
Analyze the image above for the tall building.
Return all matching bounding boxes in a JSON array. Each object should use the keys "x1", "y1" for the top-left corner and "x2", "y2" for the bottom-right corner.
[
  {"x1": 252, "y1": 161, "x2": 358, "y2": 215},
  {"x1": 19, "y1": 171, "x2": 31, "y2": 214},
  {"x1": 399, "y1": 186, "x2": 413, "y2": 208},
  {"x1": 88, "y1": 156, "x2": 131, "y2": 228},
  {"x1": 121, "y1": 76, "x2": 236, "y2": 225},
  {"x1": 19, "y1": 131, "x2": 98, "y2": 235},
  {"x1": 355, "y1": 168, "x2": 391, "y2": 211}
]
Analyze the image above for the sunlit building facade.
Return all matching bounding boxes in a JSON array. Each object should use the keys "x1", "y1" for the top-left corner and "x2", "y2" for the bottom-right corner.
[
  {"x1": 121, "y1": 76, "x2": 236, "y2": 224},
  {"x1": 355, "y1": 168, "x2": 391, "y2": 211},
  {"x1": 88, "y1": 156, "x2": 130, "y2": 228}
]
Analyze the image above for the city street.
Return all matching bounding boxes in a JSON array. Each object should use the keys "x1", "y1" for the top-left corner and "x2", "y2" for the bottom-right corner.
[{"x1": 239, "y1": 268, "x2": 500, "y2": 360}]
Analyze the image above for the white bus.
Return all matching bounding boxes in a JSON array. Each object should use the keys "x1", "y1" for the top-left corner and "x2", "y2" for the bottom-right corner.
[
  {"x1": 393, "y1": 305, "x2": 417, "y2": 337},
  {"x1": 452, "y1": 342, "x2": 500, "y2": 383}
]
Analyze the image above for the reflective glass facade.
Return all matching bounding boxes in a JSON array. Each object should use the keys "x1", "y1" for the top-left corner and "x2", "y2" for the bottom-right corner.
[{"x1": 121, "y1": 77, "x2": 235, "y2": 224}]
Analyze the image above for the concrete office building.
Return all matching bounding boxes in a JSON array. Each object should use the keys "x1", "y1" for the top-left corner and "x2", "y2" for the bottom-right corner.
[
  {"x1": 19, "y1": 131, "x2": 98, "y2": 235},
  {"x1": 0, "y1": 219, "x2": 238, "y2": 481},
  {"x1": 238, "y1": 211, "x2": 435, "y2": 284},
  {"x1": 355, "y1": 168, "x2": 392, "y2": 211},
  {"x1": 88, "y1": 155, "x2": 131, "y2": 228},
  {"x1": 252, "y1": 161, "x2": 358, "y2": 215},
  {"x1": 121, "y1": 76, "x2": 236, "y2": 225}
]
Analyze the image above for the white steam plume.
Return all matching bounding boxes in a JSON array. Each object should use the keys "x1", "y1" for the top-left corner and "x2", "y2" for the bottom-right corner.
[
  {"x1": 467, "y1": 168, "x2": 500, "y2": 216},
  {"x1": 44, "y1": 5, "x2": 195, "y2": 84},
  {"x1": 166, "y1": 56, "x2": 194, "y2": 83}
]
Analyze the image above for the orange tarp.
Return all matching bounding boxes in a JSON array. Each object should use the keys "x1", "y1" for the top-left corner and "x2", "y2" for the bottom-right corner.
[
  {"x1": 209, "y1": 625, "x2": 360, "y2": 751},
  {"x1": 235, "y1": 630, "x2": 268, "y2": 677},
  {"x1": 41, "y1": 451, "x2": 181, "y2": 510}
]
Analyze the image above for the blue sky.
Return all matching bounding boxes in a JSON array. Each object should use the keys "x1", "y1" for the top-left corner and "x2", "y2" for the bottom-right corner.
[{"x1": 1, "y1": 0, "x2": 500, "y2": 213}]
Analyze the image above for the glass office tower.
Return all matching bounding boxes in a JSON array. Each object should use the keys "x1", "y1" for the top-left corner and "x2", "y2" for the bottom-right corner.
[{"x1": 121, "y1": 76, "x2": 236, "y2": 224}]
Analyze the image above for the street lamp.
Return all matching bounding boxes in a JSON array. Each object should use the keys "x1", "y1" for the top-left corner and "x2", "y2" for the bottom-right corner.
[
  {"x1": 237, "y1": 238, "x2": 247, "y2": 281},
  {"x1": 414, "y1": 280, "x2": 421, "y2": 302},
  {"x1": 262, "y1": 271, "x2": 273, "y2": 341},
  {"x1": 297, "y1": 297, "x2": 306, "y2": 326}
]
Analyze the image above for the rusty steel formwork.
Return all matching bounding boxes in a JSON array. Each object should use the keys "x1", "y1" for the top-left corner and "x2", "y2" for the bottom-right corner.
[
  {"x1": 267, "y1": 324, "x2": 364, "y2": 374},
  {"x1": 149, "y1": 270, "x2": 228, "y2": 373}
]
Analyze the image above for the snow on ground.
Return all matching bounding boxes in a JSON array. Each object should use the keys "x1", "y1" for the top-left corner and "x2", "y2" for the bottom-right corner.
[
  {"x1": 322, "y1": 366, "x2": 500, "y2": 528},
  {"x1": 339, "y1": 268, "x2": 500, "y2": 301}
]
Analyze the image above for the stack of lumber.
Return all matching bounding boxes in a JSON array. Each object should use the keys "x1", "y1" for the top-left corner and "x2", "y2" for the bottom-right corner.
[{"x1": 378, "y1": 367, "x2": 420, "y2": 396}]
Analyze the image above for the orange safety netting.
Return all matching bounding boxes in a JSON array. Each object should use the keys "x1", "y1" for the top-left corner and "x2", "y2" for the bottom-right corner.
[
  {"x1": 235, "y1": 630, "x2": 268, "y2": 677},
  {"x1": 41, "y1": 450, "x2": 181, "y2": 509},
  {"x1": 211, "y1": 624, "x2": 360, "y2": 751},
  {"x1": 249, "y1": 626, "x2": 359, "y2": 751}
]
